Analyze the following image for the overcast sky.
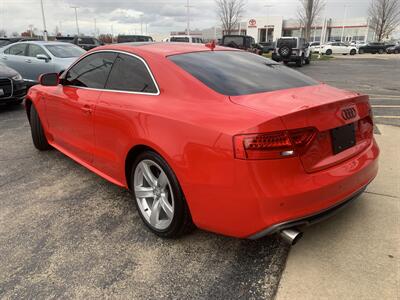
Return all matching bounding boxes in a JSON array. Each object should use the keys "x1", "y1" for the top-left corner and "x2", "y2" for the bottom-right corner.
[{"x1": 1, "y1": 0, "x2": 372, "y2": 37}]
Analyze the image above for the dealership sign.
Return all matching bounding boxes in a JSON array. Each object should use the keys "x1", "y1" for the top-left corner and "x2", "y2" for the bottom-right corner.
[{"x1": 248, "y1": 19, "x2": 257, "y2": 28}]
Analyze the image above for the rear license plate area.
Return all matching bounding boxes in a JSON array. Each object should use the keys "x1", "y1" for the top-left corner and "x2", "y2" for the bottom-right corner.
[{"x1": 330, "y1": 123, "x2": 356, "y2": 154}]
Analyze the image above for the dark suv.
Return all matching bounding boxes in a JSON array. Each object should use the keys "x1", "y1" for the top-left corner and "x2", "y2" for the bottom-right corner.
[
  {"x1": 55, "y1": 36, "x2": 103, "y2": 51},
  {"x1": 117, "y1": 35, "x2": 153, "y2": 43},
  {"x1": 272, "y1": 37, "x2": 311, "y2": 67},
  {"x1": 221, "y1": 35, "x2": 263, "y2": 55}
]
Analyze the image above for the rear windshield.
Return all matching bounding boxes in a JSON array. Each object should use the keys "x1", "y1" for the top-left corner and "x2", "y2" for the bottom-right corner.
[
  {"x1": 45, "y1": 44, "x2": 86, "y2": 58},
  {"x1": 277, "y1": 38, "x2": 297, "y2": 48},
  {"x1": 169, "y1": 51, "x2": 318, "y2": 96},
  {"x1": 170, "y1": 37, "x2": 190, "y2": 43}
]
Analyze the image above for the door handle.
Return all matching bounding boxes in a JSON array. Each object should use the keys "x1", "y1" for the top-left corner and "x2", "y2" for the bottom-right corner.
[
  {"x1": 81, "y1": 105, "x2": 93, "y2": 114},
  {"x1": 25, "y1": 59, "x2": 32, "y2": 63}
]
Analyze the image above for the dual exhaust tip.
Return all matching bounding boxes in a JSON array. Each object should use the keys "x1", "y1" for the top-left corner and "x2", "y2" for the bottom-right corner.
[{"x1": 279, "y1": 228, "x2": 303, "y2": 245}]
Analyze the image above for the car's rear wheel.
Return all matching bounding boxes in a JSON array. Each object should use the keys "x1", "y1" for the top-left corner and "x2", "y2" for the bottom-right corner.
[
  {"x1": 131, "y1": 151, "x2": 194, "y2": 238},
  {"x1": 29, "y1": 104, "x2": 52, "y2": 151},
  {"x1": 350, "y1": 49, "x2": 356, "y2": 55},
  {"x1": 325, "y1": 49, "x2": 332, "y2": 55}
]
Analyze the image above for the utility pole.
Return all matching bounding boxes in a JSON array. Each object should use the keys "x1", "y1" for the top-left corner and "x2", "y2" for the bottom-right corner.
[
  {"x1": 111, "y1": 24, "x2": 114, "y2": 43},
  {"x1": 264, "y1": 4, "x2": 272, "y2": 42},
  {"x1": 94, "y1": 18, "x2": 97, "y2": 37},
  {"x1": 184, "y1": 0, "x2": 193, "y2": 35},
  {"x1": 40, "y1": 0, "x2": 48, "y2": 41},
  {"x1": 140, "y1": 14, "x2": 143, "y2": 35},
  {"x1": 71, "y1": 6, "x2": 80, "y2": 36},
  {"x1": 340, "y1": 5, "x2": 348, "y2": 42}
]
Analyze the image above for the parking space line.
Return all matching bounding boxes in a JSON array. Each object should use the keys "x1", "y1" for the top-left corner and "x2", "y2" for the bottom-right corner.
[
  {"x1": 371, "y1": 105, "x2": 400, "y2": 108},
  {"x1": 374, "y1": 116, "x2": 400, "y2": 119},
  {"x1": 369, "y1": 95, "x2": 400, "y2": 99}
]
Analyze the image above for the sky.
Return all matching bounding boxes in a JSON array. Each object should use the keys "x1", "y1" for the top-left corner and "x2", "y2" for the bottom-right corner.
[{"x1": 0, "y1": 0, "x2": 373, "y2": 38}]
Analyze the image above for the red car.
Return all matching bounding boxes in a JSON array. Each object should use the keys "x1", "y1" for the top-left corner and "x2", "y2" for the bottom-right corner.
[{"x1": 26, "y1": 43, "x2": 379, "y2": 244}]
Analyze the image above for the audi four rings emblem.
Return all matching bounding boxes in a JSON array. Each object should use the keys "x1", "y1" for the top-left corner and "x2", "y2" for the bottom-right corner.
[{"x1": 341, "y1": 107, "x2": 357, "y2": 120}]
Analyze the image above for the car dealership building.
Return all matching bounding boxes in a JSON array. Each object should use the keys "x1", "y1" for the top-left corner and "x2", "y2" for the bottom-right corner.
[{"x1": 200, "y1": 16, "x2": 375, "y2": 43}]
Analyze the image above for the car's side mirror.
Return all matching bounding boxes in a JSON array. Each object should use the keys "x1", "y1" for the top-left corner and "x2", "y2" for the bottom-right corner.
[
  {"x1": 39, "y1": 73, "x2": 59, "y2": 86},
  {"x1": 36, "y1": 54, "x2": 50, "y2": 62}
]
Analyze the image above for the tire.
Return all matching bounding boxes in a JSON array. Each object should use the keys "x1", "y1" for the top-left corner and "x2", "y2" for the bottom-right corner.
[
  {"x1": 359, "y1": 49, "x2": 364, "y2": 54},
  {"x1": 296, "y1": 56, "x2": 304, "y2": 67},
  {"x1": 30, "y1": 104, "x2": 52, "y2": 151},
  {"x1": 325, "y1": 49, "x2": 332, "y2": 55},
  {"x1": 131, "y1": 150, "x2": 195, "y2": 238},
  {"x1": 378, "y1": 49, "x2": 384, "y2": 54},
  {"x1": 350, "y1": 49, "x2": 356, "y2": 55},
  {"x1": 305, "y1": 54, "x2": 311, "y2": 65}
]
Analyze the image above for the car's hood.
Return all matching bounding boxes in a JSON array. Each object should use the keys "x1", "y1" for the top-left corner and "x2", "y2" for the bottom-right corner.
[{"x1": 0, "y1": 64, "x2": 19, "y2": 77}]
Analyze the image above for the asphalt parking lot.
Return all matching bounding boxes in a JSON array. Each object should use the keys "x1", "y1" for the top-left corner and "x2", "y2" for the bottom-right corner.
[{"x1": 0, "y1": 55, "x2": 399, "y2": 299}]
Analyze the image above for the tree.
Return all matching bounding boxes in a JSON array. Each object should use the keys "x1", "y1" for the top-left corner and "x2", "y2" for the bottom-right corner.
[
  {"x1": 215, "y1": 0, "x2": 245, "y2": 35},
  {"x1": 368, "y1": 0, "x2": 400, "y2": 41},
  {"x1": 297, "y1": 0, "x2": 325, "y2": 41}
]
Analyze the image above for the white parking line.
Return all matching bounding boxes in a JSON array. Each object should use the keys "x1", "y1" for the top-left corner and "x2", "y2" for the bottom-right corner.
[
  {"x1": 374, "y1": 116, "x2": 400, "y2": 119},
  {"x1": 371, "y1": 105, "x2": 400, "y2": 108},
  {"x1": 369, "y1": 94, "x2": 400, "y2": 99}
]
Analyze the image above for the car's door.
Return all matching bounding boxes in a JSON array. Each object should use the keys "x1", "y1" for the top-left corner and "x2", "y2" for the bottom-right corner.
[
  {"x1": 338, "y1": 43, "x2": 348, "y2": 54},
  {"x1": 0, "y1": 43, "x2": 29, "y2": 79},
  {"x1": 94, "y1": 53, "x2": 159, "y2": 182},
  {"x1": 45, "y1": 52, "x2": 117, "y2": 164},
  {"x1": 25, "y1": 43, "x2": 54, "y2": 82}
]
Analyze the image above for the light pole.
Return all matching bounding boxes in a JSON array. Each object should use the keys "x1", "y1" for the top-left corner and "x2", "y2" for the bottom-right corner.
[
  {"x1": 40, "y1": 0, "x2": 48, "y2": 41},
  {"x1": 140, "y1": 14, "x2": 143, "y2": 35},
  {"x1": 340, "y1": 5, "x2": 348, "y2": 42},
  {"x1": 264, "y1": 4, "x2": 272, "y2": 42},
  {"x1": 71, "y1": 6, "x2": 80, "y2": 36},
  {"x1": 185, "y1": 0, "x2": 193, "y2": 35}
]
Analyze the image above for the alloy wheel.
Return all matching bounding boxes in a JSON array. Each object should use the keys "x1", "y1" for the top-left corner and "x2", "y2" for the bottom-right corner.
[{"x1": 134, "y1": 160, "x2": 175, "y2": 230}]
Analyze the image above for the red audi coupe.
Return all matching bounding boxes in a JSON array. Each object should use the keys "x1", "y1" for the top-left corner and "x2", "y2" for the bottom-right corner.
[{"x1": 26, "y1": 43, "x2": 379, "y2": 243}]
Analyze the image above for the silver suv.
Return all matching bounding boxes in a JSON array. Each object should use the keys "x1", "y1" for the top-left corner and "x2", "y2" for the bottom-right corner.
[{"x1": 272, "y1": 37, "x2": 311, "y2": 67}]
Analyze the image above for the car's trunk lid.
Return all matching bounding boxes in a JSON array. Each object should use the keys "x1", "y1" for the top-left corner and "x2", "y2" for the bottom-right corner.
[{"x1": 229, "y1": 84, "x2": 373, "y2": 172}]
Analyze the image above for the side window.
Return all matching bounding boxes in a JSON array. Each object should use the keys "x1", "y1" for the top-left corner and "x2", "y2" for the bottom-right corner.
[
  {"x1": 105, "y1": 53, "x2": 158, "y2": 94},
  {"x1": 27, "y1": 44, "x2": 48, "y2": 58},
  {"x1": 5, "y1": 44, "x2": 27, "y2": 56},
  {"x1": 65, "y1": 52, "x2": 117, "y2": 88}
]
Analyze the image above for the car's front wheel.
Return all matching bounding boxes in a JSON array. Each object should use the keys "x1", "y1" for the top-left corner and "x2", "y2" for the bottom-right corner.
[
  {"x1": 29, "y1": 104, "x2": 52, "y2": 151},
  {"x1": 350, "y1": 49, "x2": 356, "y2": 55},
  {"x1": 325, "y1": 49, "x2": 332, "y2": 55},
  {"x1": 131, "y1": 151, "x2": 194, "y2": 238}
]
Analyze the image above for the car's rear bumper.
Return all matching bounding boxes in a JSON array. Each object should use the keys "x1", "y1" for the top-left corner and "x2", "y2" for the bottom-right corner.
[
  {"x1": 186, "y1": 138, "x2": 379, "y2": 238},
  {"x1": 248, "y1": 183, "x2": 368, "y2": 239}
]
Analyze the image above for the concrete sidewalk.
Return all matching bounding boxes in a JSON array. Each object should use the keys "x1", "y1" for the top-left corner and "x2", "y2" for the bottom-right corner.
[{"x1": 276, "y1": 124, "x2": 400, "y2": 300}]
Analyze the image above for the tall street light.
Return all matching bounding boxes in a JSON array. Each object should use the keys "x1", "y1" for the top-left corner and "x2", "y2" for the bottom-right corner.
[
  {"x1": 40, "y1": 0, "x2": 48, "y2": 41},
  {"x1": 185, "y1": 0, "x2": 193, "y2": 35},
  {"x1": 71, "y1": 6, "x2": 80, "y2": 36},
  {"x1": 340, "y1": 5, "x2": 348, "y2": 42}
]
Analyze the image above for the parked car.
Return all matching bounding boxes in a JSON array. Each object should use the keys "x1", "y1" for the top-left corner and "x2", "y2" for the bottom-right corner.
[
  {"x1": 0, "y1": 37, "x2": 39, "y2": 48},
  {"x1": 272, "y1": 37, "x2": 311, "y2": 66},
  {"x1": 221, "y1": 35, "x2": 262, "y2": 54},
  {"x1": 0, "y1": 41, "x2": 85, "y2": 86},
  {"x1": 349, "y1": 41, "x2": 367, "y2": 48},
  {"x1": 358, "y1": 42, "x2": 394, "y2": 54},
  {"x1": 117, "y1": 35, "x2": 153, "y2": 43},
  {"x1": 0, "y1": 64, "x2": 26, "y2": 105},
  {"x1": 55, "y1": 36, "x2": 103, "y2": 51},
  {"x1": 25, "y1": 43, "x2": 379, "y2": 243},
  {"x1": 258, "y1": 41, "x2": 275, "y2": 54},
  {"x1": 170, "y1": 35, "x2": 203, "y2": 43},
  {"x1": 309, "y1": 41, "x2": 320, "y2": 53},
  {"x1": 386, "y1": 44, "x2": 400, "y2": 54},
  {"x1": 319, "y1": 42, "x2": 357, "y2": 55}
]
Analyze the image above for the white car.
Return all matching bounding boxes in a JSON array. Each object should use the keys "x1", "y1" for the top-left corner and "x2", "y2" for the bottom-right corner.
[
  {"x1": 309, "y1": 42, "x2": 321, "y2": 53},
  {"x1": 319, "y1": 42, "x2": 357, "y2": 55},
  {"x1": 169, "y1": 35, "x2": 204, "y2": 44}
]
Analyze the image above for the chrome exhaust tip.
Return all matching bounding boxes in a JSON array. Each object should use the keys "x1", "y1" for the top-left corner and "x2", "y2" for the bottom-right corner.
[{"x1": 280, "y1": 229, "x2": 303, "y2": 245}]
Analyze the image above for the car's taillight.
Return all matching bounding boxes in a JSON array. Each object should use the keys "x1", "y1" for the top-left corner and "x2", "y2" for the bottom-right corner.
[{"x1": 233, "y1": 127, "x2": 317, "y2": 160}]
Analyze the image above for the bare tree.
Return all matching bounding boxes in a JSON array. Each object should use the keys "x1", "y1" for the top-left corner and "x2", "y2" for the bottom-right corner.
[
  {"x1": 215, "y1": 0, "x2": 245, "y2": 35},
  {"x1": 368, "y1": 0, "x2": 400, "y2": 41},
  {"x1": 297, "y1": 0, "x2": 325, "y2": 41}
]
